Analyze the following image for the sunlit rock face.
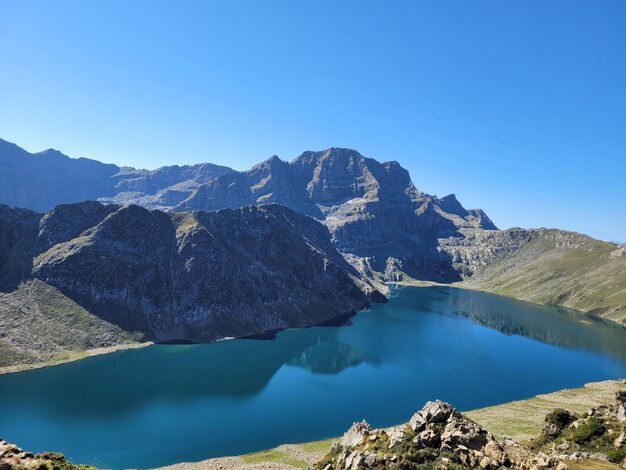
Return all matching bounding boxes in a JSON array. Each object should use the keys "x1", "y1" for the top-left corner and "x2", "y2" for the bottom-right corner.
[{"x1": 176, "y1": 147, "x2": 499, "y2": 282}]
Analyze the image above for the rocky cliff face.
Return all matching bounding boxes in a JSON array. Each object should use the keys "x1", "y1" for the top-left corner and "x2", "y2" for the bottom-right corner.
[
  {"x1": 0, "y1": 202, "x2": 383, "y2": 349},
  {"x1": 0, "y1": 138, "x2": 232, "y2": 212},
  {"x1": 176, "y1": 148, "x2": 498, "y2": 282},
  {"x1": 0, "y1": 139, "x2": 511, "y2": 283}
]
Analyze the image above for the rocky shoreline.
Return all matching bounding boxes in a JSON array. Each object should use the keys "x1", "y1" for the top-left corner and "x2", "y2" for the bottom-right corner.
[{"x1": 0, "y1": 341, "x2": 150, "y2": 376}]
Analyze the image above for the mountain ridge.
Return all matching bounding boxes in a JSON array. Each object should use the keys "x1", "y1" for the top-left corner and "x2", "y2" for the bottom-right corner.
[
  {"x1": 175, "y1": 147, "x2": 498, "y2": 282},
  {"x1": 0, "y1": 138, "x2": 232, "y2": 212},
  {"x1": 0, "y1": 201, "x2": 384, "y2": 368}
]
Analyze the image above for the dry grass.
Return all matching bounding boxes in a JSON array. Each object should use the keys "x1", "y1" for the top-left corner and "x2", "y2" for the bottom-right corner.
[{"x1": 466, "y1": 380, "x2": 626, "y2": 441}]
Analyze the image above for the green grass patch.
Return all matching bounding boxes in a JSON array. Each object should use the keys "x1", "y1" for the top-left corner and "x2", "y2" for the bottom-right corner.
[
  {"x1": 242, "y1": 449, "x2": 308, "y2": 468},
  {"x1": 298, "y1": 438, "x2": 335, "y2": 454}
]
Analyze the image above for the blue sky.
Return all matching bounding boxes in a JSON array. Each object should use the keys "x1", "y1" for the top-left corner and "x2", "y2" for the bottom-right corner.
[{"x1": 0, "y1": 0, "x2": 624, "y2": 241}]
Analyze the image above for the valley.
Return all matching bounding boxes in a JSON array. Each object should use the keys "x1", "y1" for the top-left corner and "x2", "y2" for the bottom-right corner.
[{"x1": 0, "y1": 139, "x2": 624, "y2": 469}]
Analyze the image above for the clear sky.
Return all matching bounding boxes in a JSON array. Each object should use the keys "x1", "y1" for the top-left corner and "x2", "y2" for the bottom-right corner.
[{"x1": 0, "y1": 1, "x2": 624, "y2": 241}]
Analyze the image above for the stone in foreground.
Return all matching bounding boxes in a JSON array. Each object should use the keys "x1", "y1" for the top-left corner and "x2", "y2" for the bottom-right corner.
[
  {"x1": 0, "y1": 439, "x2": 94, "y2": 470},
  {"x1": 316, "y1": 400, "x2": 510, "y2": 469}
]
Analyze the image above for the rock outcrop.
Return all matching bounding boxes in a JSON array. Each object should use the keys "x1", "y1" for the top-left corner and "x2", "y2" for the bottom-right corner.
[
  {"x1": 523, "y1": 391, "x2": 626, "y2": 468},
  {"x1": 316, "y1": 400, "x2": 510, "y2": 469},
  {"x1": 315, "y1": 394, "x2": 626, "y2": 469},
  {"x1": 0, "y1": 439, "x2": 95, "y2": 470},
  {"x1": 0, "y1": 201, "x2": 384, "y2": 363}
]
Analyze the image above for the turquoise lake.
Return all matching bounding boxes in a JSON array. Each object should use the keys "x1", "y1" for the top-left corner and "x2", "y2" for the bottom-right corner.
[{"x1": 1, "y1": 286, "x2": 625, "y2": 469}]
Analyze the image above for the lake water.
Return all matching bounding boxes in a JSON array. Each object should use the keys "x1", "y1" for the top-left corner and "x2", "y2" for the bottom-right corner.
[{"x1": 1, "y1": 286, "x2": 625, "y2": 469}]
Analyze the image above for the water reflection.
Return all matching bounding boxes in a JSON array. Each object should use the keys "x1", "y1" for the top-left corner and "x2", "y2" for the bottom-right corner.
[
  {"x1": 288, "y1": 339, "x2": 374, "y2": 374},
  {"x1": 430, "y1": 287, "x2": 626, "y2": 361},
  {"x1": 0, "y1": 331, "x2": 320, "y2": 415}
]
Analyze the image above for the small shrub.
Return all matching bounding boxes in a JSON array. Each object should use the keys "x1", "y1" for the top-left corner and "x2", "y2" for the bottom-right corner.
[
  {"x1": 39, "y1": 452, "x2": 65, "y2": 461},
  {"x1": 402, "y1": 448, "x2": 438, "y2": 464},
  {"x1": 545, "y1": 409, "x2": 576, "y2": 429},
  {"x1": 607, "y1": 447, "x2": 626, "y2": 464},
  {"x1": 571, "y1": 417, "x2": 606, "y2": 444}
]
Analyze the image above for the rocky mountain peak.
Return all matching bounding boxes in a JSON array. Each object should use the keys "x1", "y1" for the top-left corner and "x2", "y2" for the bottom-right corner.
[
  {"x1": 173, "y1": 147, "x2": 500, "y2": 281},
  {"x1": 294, "y1": 147, "x2": 365, "y2": 164},
  {"x1": 38, "y1": 148, "x2": 63, "y2": 156},
  {"x1": 438, "y1": 193, "x2": 469, "y2": 217},
  {"x1": 253, "y1": 154, "x2": 286, "y2": 169},
  {"x1": 0, "y1": 137, "x2": 501, "y2": 283}
]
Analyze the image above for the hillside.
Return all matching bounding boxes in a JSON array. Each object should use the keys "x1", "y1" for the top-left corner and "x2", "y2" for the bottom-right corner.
[
  {"x1": 461, "y1": 229, "x2": 626, "y2": 324},
  {"x1": 1, "y1": 137, "x2": 624, "y2": 324},
  {"x1": 0, "y1": 201, "x2": 383, "y2": 369},
  {"x1": 0, "y1": 279, "x2": 144, "y2": 371}
]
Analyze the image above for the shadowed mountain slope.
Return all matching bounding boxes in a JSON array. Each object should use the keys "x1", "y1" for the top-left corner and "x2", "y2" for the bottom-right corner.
[{"x1": 0, "y1": 201, "x2": 384, "y2": 368}]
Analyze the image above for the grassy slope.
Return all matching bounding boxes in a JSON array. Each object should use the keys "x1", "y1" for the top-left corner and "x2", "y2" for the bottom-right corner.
[
  {"x1": 465, "y1": 379, "x2": 626, "y2": 441},
  {"x1": 158, "y1": 380, "x2": 626, "y2": 470},
  {"x1": 461, "y1": 229, "x2": 626, "y2": 324},
  {"x1": 0, "y1": 279, "x2": 145, "y2": 373}
]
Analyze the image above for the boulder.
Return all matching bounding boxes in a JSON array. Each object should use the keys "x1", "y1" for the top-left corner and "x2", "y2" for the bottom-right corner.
[
  {"x1": 340, "y1": 420, "x2": 372, "y2": 448},
  {"x1": 387, "y1": 426, "x2": 407, "y2": 448},
  {"x1": 412, "y1": 428, "x2": 440, "y2": 449},
  {"x1": 441, "y1": 418, "x2": 490, "y2": 450},
  {"x1": 409, "y1": 410, "x2": 427, "y2": 432}
]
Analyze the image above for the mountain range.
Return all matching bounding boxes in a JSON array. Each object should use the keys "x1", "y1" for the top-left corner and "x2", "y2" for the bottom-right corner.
[
  {"x1": 0, "y1": 137, "x2": 624, "y2": 370},
  {"x1": 0, "y1": 138, "x2": 231, "y2": 212},
  {"x1": 175, "y1": 148, "x2": 498, "y2": 281}
]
